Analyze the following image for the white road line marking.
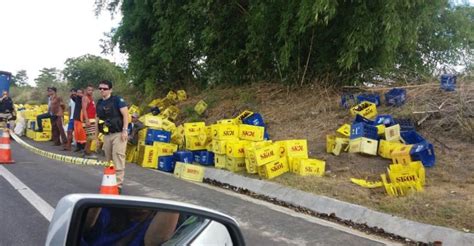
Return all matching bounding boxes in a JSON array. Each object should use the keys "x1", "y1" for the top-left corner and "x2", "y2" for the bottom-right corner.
[{"x1": 0, "y1": 166, "x2": 54, "y2": 222}]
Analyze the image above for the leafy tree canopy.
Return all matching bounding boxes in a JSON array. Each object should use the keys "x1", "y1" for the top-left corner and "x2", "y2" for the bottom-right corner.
[
  {"x1": 96, "y1": 0, "x2": 473, "y2": 93},
  {"x1": 63, "y1": 54, "x2": 127, "y2": 89}
]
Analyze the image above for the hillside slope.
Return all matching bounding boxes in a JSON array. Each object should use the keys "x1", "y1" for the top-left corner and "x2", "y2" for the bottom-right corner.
[{"x1": 172, "y1": 79, "x2": 473, "y2": 231}]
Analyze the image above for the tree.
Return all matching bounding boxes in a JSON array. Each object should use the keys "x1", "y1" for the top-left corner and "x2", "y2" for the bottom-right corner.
[
  {"x1": 11, "y1": 70, "x2": 29, "y2": 87},
  {"x1": 34, "y1": 67, "x2": 62, "y2": 88},
  {"x1": 63, "y1": 54, "x2": 127, "y2": 90},
  {"x1": 96, "y1": 0, "x2": 474, "y2": 94}
]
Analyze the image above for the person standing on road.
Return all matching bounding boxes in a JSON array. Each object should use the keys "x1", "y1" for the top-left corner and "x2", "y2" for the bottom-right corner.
[
  {"x1": 0, "y1": 90, "x2": 15, "y2": 128},
  {"x1": 73, "y1": 89, "x2": 86, "y2": 152},
  {"x1": 95, "y1": 80, "x2": 129, "y2": 193},
  {"x1": 64, "y1": 88, "x2": 77, "y2": 151},
  {"x1": 49, "y1": 87, "x2": 67, "y2": 147},
  {"x1": 128, "y1": 113, "x2": 145, "y2": 145},
  {"x1": 82, "y1": 85, "x2": 97, "y2": 158},
  {"x1": 35, "y1": 88, "x2": 54, "y2": 132}
]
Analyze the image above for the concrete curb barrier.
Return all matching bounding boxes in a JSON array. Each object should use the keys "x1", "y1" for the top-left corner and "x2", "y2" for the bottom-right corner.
[{"x1": 205, "y1": 168, "x2": 474, "y2": 245}]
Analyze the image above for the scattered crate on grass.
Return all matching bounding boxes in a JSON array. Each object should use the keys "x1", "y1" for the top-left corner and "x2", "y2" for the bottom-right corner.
[{"x1": 385, "y1": 88, "x2": 406, "y2": 106}]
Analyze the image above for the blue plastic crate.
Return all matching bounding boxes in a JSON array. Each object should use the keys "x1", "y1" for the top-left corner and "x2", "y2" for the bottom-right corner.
[
  {"x1": 200, "y1": 151, "x2": 215, "y2": 166},
  {"x1": 145, "y1": 129, "x2": 155, "y2": 145},
  {"x1": 385, "y1": 88, "x2": 406, "y2": 106},
  {"x1": 264, "y1": 131, "x2": 270, "y2": 140},
  {"x1": 341, "y1": 94, "x2": 356, "y2": 109},
  {"x1": 193, "y1": 151, "x2": 203, "y2": 164},
  {"x1": 400, "y1": 131, "x2": 426, "y2": 144},
  {"x1": 353, "y1": 114, "x2": 375, "y2": 125},
  {"x1": 173, "y1": 151, "x2": 194, "y2": 163},
  {"x1": 158, "y1": 156, "x2": 175, "y2": 172},
  {"x1": 374, "y1": 114, "x2": 395, "y2": 126},
  {"x1": 440, "y1": 74, "x2": 456, "y2": 91},
  {"x1": 350, "y1": 122, "x2": 379, "y2": 140},
  {"x1": 394, "y1": 118, "x2": 416, "y2": 132},
  {"x1": 242, "y1": 113, "x2": 265, "y2": 126},
  {"x1": 153, "y1": 129, "x2": 171, "y2": 143},
  {"x1": 410, "y1": 142, "x2": 435, "y2": 167},
  {"x1": 357, "y1": 94, "x2": 381, "y2": 106}
]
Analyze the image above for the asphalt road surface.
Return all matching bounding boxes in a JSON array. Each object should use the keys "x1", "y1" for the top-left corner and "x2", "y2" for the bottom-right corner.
[{"x1": 0, "y1": 138, "x2": 395, "y2": 245}]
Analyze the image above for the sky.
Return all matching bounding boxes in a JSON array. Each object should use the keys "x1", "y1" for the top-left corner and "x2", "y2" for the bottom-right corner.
[{"x1": 0, "y1": 0, "x2": 126, "y2": 85}]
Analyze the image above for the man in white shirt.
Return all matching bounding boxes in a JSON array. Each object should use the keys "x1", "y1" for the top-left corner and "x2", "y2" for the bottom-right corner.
[{"x1": 64, "y1": 88, "x2": 77, "y2": 151}]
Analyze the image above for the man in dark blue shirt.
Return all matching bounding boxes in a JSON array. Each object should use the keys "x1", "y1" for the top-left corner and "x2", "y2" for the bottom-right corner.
[{"x1": 94, "y1": 80, "x2": 129, "y2": 193}]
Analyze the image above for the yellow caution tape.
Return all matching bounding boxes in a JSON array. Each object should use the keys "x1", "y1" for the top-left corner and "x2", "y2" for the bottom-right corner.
[
  {"x1": 350, "y1": 178, "x2": 383, "y2": 188},
  {"x1": 10, "y1": 132, "x2": 109, "y2": 166}
]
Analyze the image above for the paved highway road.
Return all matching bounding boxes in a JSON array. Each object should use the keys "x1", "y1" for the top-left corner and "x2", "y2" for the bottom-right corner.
[{"x1": 0, "y1": 138, "x2": 394, "y2": 245}]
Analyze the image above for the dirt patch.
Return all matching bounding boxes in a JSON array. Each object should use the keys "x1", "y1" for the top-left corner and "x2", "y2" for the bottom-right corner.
[{"x1": 181, "y1": 79, "x2": 474, "y2": 232}]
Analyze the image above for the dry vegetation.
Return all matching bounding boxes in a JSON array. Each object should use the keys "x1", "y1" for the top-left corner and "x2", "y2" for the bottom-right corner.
[{"x1": 176, "y1": 78, "x2": 474, "y2": 232}]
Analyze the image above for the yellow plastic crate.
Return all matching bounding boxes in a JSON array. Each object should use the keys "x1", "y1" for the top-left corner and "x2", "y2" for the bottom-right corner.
[
  {"x1": 391, "y1": 145, "x2": 413, "y2": 165},
  {"x1": 26, "y1": 129, "x2": 35, "y2": 139},
  {"x1": 226, "y1": 140, "x2": 247, "y2": 158},
  {"x1": 278, "y1": 140, "x2": 308, "y2": 159},
  {"x1": 33, "y1": 131, "x2": 52, "y2": 141},
  {"x1": 233, "y1": 110, "x2": 254, "y2": 124},
  {"x1": 166, "y1": 90, "x2": 177, "y2": 101},
  {"x1": 336, "y1": 124, "x2": 351, "y2": 138},
  {"x1": 128, "y1": 104, "x2": 141, "y2": 115},
  {"x1": 376, "y1": 124, "x2": 385, "y2": 136},
  {"x1": 349, "y1": 137, "x2": 378, "y2": 155},
  {"x1": 126, "y1": 144, "x2": 137, "y2": 163},
  {"x1": 238, "y1": 124, "x2": 264, "y2": 142},
  {"x1": 179, "y1": 163, "x2": 205, "y2": 182},
  {"x1": 378, "y1": 140, "x2": 405, "y2": 159},
  {"x1": 326, "y1": 135, "x2": 336, "y2": 153},
  {"x1": 332, "y1": 137, "x2": 349, "y2": 156},
  {"x1": 293, "y1": 158, "x2": 326, "y2": 177},
  {"x1": 254, "y1": 143, "x2": 279, "y2": 166},
  {"x1": 138, "y1": 128, "x2": 148, "y2": 143},
  {"x1": 350, "y1": 101, "x2": 377, "y2": 119},
  {"x1": 258, "y1": 158, "x2": 289, "y2": 179},
  {"x1": 244, "y1": 141, "x2": 273, "y2": 166},
  {"x1": 385, "y1": 124, "x2": 401, "y2": 142},
  {"x1": 185, "y1": 135, "x2": 206, "y2": 151},
  {"x1": 226, "y1": 157, "x2": 246, "y2": 172},
  {"x1": 211, "y1": 124, "x2": 239, "y2": 140},
  {"x1": 141, "y1": 114, "x2": 166, "y2": 129},
  {"x1": 388, "y1": 161, "x2": 425, "y2": 186},
  {"x1": 245, "y1": 158, "x2": 258, "y2": 174},
  {"x1": 153, "y1": 142, "x2": 178, "y2": 156},
  {"x1": 211, "y1": 139, "x2": 227, "y2": 154},
  {"x1": 184, "y1": 122, "x2": 206, "y2": 137},
  {"x1": 137, "y1": 145, "x2": 158, "y2": 168},
  {"x1": 214, "y1": 154, "x2": 227, "y2": 169},
  {"x1": 177, "y1": 90, "x2": 187, "y2": 101},
  {"x1": 194, "y1": 100, "x2": 208, "y2": 115},
  {"x1": 42, "y1": 119, "x2": 52, "y2": 130},
  {"x1": 205, "y1": 141, "x2": 213, "y2": 152}
]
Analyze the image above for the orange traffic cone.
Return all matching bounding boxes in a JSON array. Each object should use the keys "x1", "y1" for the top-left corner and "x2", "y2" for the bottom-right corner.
[
  {"x1": 100, "y1": 164, "x2": 119, "y2": 195},
  {"x1": 0, "y1": 129, "x2": 14, "y2": 164}
]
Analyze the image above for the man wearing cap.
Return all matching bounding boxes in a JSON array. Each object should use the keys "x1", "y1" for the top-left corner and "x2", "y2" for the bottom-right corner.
[
  {"x1": 128, "y1": 113, "x2": 145, "y2": 145},
  {"x1": 35, "y1": 87, "x2": 54, "y2": 132},
  {"x1": 95, "y1": 80, "x2": 129, "y2": 193}
]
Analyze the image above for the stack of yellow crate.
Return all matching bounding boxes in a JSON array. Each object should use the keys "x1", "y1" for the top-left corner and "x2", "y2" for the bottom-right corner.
[
  {"x1": 281, "y1": 140, "x2": 325, "y2": 177},
  {"x1": 211, "y1": 121, "x2": 239, "y2": 169},
  {"x1": 184, "y1": 122, "x2": 208, "y2": 151}
]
